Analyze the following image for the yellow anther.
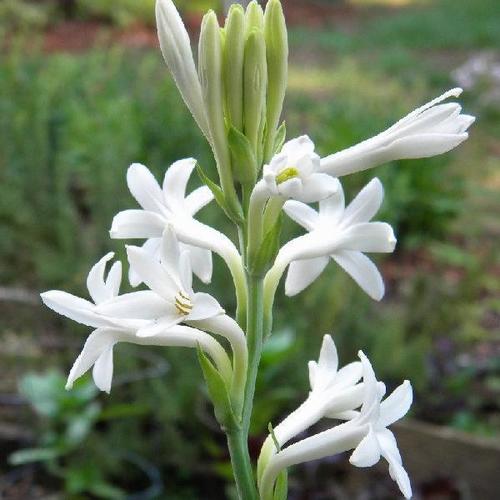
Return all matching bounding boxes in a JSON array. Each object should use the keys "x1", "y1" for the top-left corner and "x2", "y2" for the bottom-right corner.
[
  {"x1": 175, "y1": 291, "x2": 193, "y2": 316},
  {"x1": 276, "y1": 167, "x2": 299, "y2": 185}
]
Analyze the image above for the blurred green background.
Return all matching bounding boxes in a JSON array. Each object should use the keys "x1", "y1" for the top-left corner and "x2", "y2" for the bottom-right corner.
[{"x1": 1, "y1": 0, "x2": 499, "y2": 498}]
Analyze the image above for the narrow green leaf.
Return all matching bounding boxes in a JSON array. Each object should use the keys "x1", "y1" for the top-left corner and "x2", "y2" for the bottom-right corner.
[
  {"x1": 197, "y1": 345, "x2": 236, "y2": 430},
  {"x1": 228, "y1": 126, "x2": 258, "y2": 185}
]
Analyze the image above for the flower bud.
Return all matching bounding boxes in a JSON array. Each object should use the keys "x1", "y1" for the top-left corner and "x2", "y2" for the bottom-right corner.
[
  {"x1": 244, "y1": 28, "x2": 268, "y2": 156},
  {"x1": 245, "y1": 0, "x2": 264, "y2": 35},
  {"x1": 264, "y1": 0, "x2": 288, "y2": 162},
  {"x1": 199, "y1": 10, "x2": 240, "y2": 215},
  {"x1": 223, "y1": 4, "x2": 246, "y2": 131}
]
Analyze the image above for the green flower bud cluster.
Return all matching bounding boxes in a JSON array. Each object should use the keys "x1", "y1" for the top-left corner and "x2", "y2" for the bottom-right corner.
[{"x1": 198, "y1": 0, "x2": 288, "y2": 218}]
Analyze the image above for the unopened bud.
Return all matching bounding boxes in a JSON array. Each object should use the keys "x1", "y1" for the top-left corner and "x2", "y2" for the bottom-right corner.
[
  {"x1": 224, "y1": 4, "x2": 246, "y2": 131},
  {"x1": 245, "y1": 1, "x2": 264, "y2": 36},
  {"x1": 244, "y1": 28, "x2": 268, "y2": 156},
  {"x1": 264, "y1": 0, "x2": 288, "y2": 162}
]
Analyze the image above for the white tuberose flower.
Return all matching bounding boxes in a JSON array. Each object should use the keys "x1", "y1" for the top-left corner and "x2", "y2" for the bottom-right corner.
[
  {"x1": 263, "y1": 135, "x2": 339, "y2": 202},
  {"x1": 349, "y1": 352, "x2": 413, "y2": 499},
  {"x1": 280, "y1": 177, "x2": 395, "y2": 300},
  {"x1": 259, "y1": 351, "x2": 413, "y2": 500},
  {"x1": 257, "y1": 335, "x2": 363, "y2": 483},
  {"x1": 110, "y1": 160, "x2": 214, "y2": 285},
  {"x1": 320, "y1": 88, "x2": 475, "y2": 177},
  {"x1": 99, "y1": 226, "x2": 224, "y2": 338},
  {"x1": 41, "y1": 250, "x2": 230, "y2": 394},
  {"x1": 156, "y1": 0, "x2": 211, "y2": 141}
]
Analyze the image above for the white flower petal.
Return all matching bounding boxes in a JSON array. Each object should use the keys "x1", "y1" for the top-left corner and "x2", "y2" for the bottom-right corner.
[
  {"x1": 86, "y1": 253, "x2": 115, "y2": 304},
  {"x1": 126, "y1": 245, "x2": 178, "y2": 300},
  {"x1": 386, "y1": 133, "x2": 469, "y2": 159},
  {"x1": 156, "y1": 0, "x2": 211, "y2": 139},
  {"x1": 66, "y1": 328, "x2": 118, "y2": 389},
  {"x1": 160, "y1": 226, "x2": 183, "y2": 289},
  {"x1": 96, "y1": 291, "x2": 170, "y2": 320},
  {"x1": 188, "y1": 292, "x2": 224, "y2": 321},
  {"x1": 284, "y1": 256, "x2": 329, "y2": 296},
  {"x1": 308, "y1": 360, "x2": 318, "y2": 391},
  {"x1": 299, "y1": 174, "x2": 340, "y2": 203},
  {"x1": 324, "y1": 384, "x2": 365, "y2": 417},
  {"x1": 184, "y1": 244, "x2": 212, "y2": 284},
  {"x1": 333, "y1": 361, "x2": 363, "y2": 390},
  {"x1": 137, "y1": 313, "x2": 182, "y2": 338},
  {"x1": 41, "y1": 291, "x2": 108, "y2": 328},
  {"x1": 379, "y1": 380, "x2": 413, "y2": 428},
  {"x1": 378, "y1": 428, "x2": 412, "y2": 499},
  {"x1": 338, "y1": 222, "x2": 396, "y2": 253},
  {"x1": 279, "y1": 177, "x2": 303, "y2": 199},
  {"x1": 283, "y1": 200, "x2": 320, "y2": 231},
  {"x1": 129, "y1": 238, "x2": 161, "y2": 287},
  {"x1": 105, "y1": 261, "x2": 122, "y2": 298},
  {"x1": 184, "y1": 185, "x2": 213, "y2": 215},
  {"x1": 349, "y1": 426, "x2": 381, "y2": 467},
  {"x1": 319, "y1": 187, "x2": 345, "y2": 223},
  {"x1": 126, "y1": 163, "x2": 165, "y2": 213},
  {"x1": 179, "y1": 250, "x2": 193, "y2": 294},
  {"x1": 281, "y1": 135, "x2": 315, "y2": 158},
  {"x1": 342, "y1": 178, "x2": 384, "y2": 226},
  {"x1": 318, "y1": 334, "x2": 339, "y2": 377},
  {"x1": 163, "y1": 158, "x2": 197, "y2": 210},
  {"x1": 92, "y1": 345, "x2": 115, "y2": 394},
  {"x1": 110, "y1": 210, "x2": 166, "y2": 239},
  {"x1": 358, "y1": 351, "x2": 380, "y2": 421},
  {"x1": 333, "y1": 250, "x2": 385, "y2": 301}
]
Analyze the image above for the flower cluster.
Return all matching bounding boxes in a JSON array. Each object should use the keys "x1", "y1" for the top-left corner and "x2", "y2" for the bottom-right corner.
[
  {"x1": 257, "y1": 336, "x2": 413, "y2": 499},
  {"x1": 40, "y1": 1, "x2": 475, "y2": 498}
]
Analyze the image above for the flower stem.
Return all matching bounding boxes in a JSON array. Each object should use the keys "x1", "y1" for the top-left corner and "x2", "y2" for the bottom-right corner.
[{"x1": 226, "y1": 427, "x2": 259, "y2": 500}]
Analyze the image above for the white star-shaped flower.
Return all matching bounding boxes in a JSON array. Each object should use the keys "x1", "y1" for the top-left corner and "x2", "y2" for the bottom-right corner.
[
  {"x1": 41, "y1": 249, "x2": 230, "y2": 393},
  {"x1": 262, "y1": 135, "x2": 339, "y2": 203},
  {"x1": 280, "y1": 177, "x2": 395, "y2": 300},
  {"x1": 349, "y1": 352, "x2": 413, "y2": 499},
  {"x1": 110, "y1": 160, "x2": 214, "y2": 285},
  {"x1": 98, "y1": 226, "x2": 224, "y2": 338}
]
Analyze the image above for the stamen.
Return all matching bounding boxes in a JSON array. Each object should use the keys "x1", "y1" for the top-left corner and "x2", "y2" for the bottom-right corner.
[
  {"x1": 276, "y1": 167, "x2": 299, "y2": 185},
  {"x1": 175, "y1": 291, "x2": 193, "y2": 315}
]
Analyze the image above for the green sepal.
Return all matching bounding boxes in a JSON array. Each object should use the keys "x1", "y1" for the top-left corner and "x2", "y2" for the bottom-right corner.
[
  {"x1": 228, "y1": 126, "x2": 258, "y2": 185},
  {"x1": 274, "y1": 121, "x2": 286, "y2": 154},
  {"x1": 196, "y1": 164, "x2": 243, "y2": 224},
  {"x1": 197, "y1": 345, "x2": 236, "y2": 431},
  {"x1": 249, "y1": 213, "x2": 282, "y2": 276},
  {"x1": 267, "y1": 423, "x2": 288, "y2": 500}
]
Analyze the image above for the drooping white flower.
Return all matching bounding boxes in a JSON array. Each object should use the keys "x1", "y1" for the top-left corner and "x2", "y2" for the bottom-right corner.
[
  {"x1": 320, "y1": 88, "x2": 475, "y2": 177},
  {"x1": 155, "y1": 0, "x2": 211, "y2": 141},
  {"x1": 277, "y1": 177, "x2": 395, "y2": 300},
  {"x1": 349, "y1": 352, "x2": 413, "y2": 499},
  {"x1": 257, "y1": 335, "x2": 364, "y2": 482},
  {"x1": 99, "y1": 226, "x2": 224, "y2": 338},
  {"x1": 41, "y1": 251, "x2": 232, "y2": 393},
  {"x1": 262, "y1": 135, "x2": 339, "y2": 203},
  {"x1": 259, "y1": 350, "x2": 413, "y2": 500}
]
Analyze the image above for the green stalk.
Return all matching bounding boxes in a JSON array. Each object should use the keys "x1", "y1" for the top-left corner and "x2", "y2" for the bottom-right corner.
[{"x1": 226, "y1": 427, "x2": 258, "y2": 500}]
